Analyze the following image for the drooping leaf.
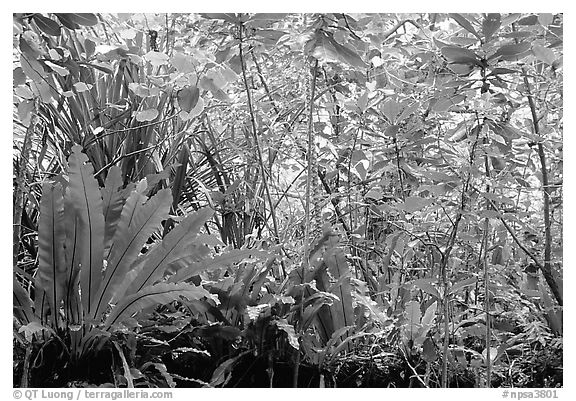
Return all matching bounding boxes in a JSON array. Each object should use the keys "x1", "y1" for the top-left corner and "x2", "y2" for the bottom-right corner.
[
  {"x1": 104, "y1": 283, "x2": 211, "y2": 328},
  {"x1": 93, "y1": 189, "x2": 172, "y2": 320},
  {"x1": 274, "y1": 318, "x2": 300, "y2": 349},
  {"x1": 35, "y1": 181, "x2": 67, "y2": 328},
  {"x1": 67, "y1": 145, "x2": 105, "y2": 318},
  {"x1": 126, "y1": 208, "x2": 215, "y2": 295},
  {"x1": 482, "y1": 14, "x2": 501, "y2": 42}
]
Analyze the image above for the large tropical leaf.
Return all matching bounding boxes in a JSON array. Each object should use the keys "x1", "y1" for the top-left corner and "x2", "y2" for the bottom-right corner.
[
  {"x1": 324, "y1": 248, "x2": 355, "y2": 349},
  {"x1": 100, "y1": 165, "x2": 124, "y2": 250},
  {"x1": 67, "y1": 145, "x2": 105, "y2": 319},
  {"x1": 92, "y1": 188, "x2": 172, "y2": 320},
  {"x1": 35, "y1": 181, "x2": 67, "y2": 328},
  {"x1": 167, "y1": 249, "x2": 271, "y2": 283},
  {"x1": 125, "y1": 208, "x2": 215, "y2": 296},
  {"x1": 325, "y1": 250, "x2": 355, "y2": 327},
  {"x1": 104, "y1": 282, "x2": 211, "y2": 328},
  {"x1": 63, "y1": 191, "x2": 82, "y2": 326}
]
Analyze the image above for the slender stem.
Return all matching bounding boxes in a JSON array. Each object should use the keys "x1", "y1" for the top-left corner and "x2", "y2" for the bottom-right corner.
[
  {"x1": 482, "y1": 152, "x2": 492, "y2": 388},
  {"x1": 238, "y1": 23, "x2": 281, "y2": 245},
  {"x1": 293, "y1": 57, "x2": 319, "y2": 388}
]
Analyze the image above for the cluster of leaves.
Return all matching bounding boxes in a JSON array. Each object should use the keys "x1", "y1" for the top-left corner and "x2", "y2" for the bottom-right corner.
[{"x1": 13, "y1": 12, "x2": 562, "y2": 388}]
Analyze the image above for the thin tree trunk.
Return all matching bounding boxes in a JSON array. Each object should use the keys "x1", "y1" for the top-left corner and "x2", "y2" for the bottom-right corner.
[{"x1": 521, "y1": 67, "x2": 562, "y2": 306}]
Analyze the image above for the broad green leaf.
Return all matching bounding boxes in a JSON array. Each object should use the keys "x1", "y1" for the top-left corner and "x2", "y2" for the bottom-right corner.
[
  {"x1": 364, "y1": 187, "x2": 383, "y2": 200},
  {"x1": 422, "y1": 337, "x2": 437, "y2": 362},
  {"x1": 421, "y1": 301, "x2": 437, "y2": 332},
  {"x1": 177, "y1": 87, "x2": 200, "y2": 113},
  {"x1": 32, "y1": 14, "x2": 61, "y2": 36},
  {"x1": 104, "y1": 283, "x2": 211, "y2": 328},
  {"x1": 414, "y1": 279, "x2": 440, "y2": 299},
  {"x1": 73, "y1": 82, "x2": 92, "y2": 93},
  {"x1": 449, "y1": 14, "x2": 481, "y2": 40},
  {"x1": 17, "y1": 100, "x2": 34, "y2": 126},
  {"x1": 144, "y1": 51, "x2": 169, "y2": 67},
  {"x1": 432, "y1": 94, "x2": 466, "y2": 112},
  {"x1": 19, "y1": 53, "x2": 46, "y2": 84},
  {"x1": 532, "y1": 44, "x2": 556, "y2": 66},
  {"x1": 353, "y1": 292, "x2": 390, "y2": 327},
  {"x1": 384, "y1": 125, "x2": 400, "y2": 138},
  {"x1": 449, "y1": 277, "x2": 478, "y2": 295},
  {"x1": 67, "y1": 145, "x2": 105, "y2": 319},
  {"x1": 126, "y1": 208, "x2": 215, "y2": 295},
  {"x1": 309, "y1": 31, "x2": 366, "y2": 69},
  {"x1": 489, "y1": 42, "x2": 531, "y2": 61},
  {"x1": 538, "y1": 13, "x2": 554, "y2": 26},
  {"x1": 13, "y1": 67, "x2": 26, "y2": 86},
  {"x1": 36, "y1": 181, "x2": 67, "y2": 328},
  {"x1": 441, "y1": 45, "x2": 479, "y2": 65},
  {"x1": 55, "y1": 13, "x2": 98, "y2": 28},
  {"x1": 54, "y1": 14, "x2": 79, "y2": 29},
  {"x1": 380, "y1": 98, "x2": 402, "y2": 123},
  {"x1": 400, "y1": 196, "x2": 433, "y2": 212},
  {"x1": 135, "y1": 108, "x2": 159, "y2": 122},
  {"x1": 171, "y1": 53, "x2": 195, "y2": 74},
  {"x1": 93, "y1": 189, "x2": 172, "y2": 319},
  {"x1": 482, "y1": 14, "x2": 501, "y2": 42},
  {"x1": 447, "y1": 63, "x2": 475, "y2": 76},
  {"x1": 404, "y1": 300, "x2": 421, "y2": 339}
]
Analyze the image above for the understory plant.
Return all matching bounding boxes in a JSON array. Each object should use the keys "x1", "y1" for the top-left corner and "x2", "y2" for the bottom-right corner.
[{"x1": 13, "y1": 144, "x2": 269, "y2": 386}]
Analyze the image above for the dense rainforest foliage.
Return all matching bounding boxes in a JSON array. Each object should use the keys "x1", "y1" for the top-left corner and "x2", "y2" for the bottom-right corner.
[{"x1": 13, "y1": 13, "x2": 563, "y2": 388}]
